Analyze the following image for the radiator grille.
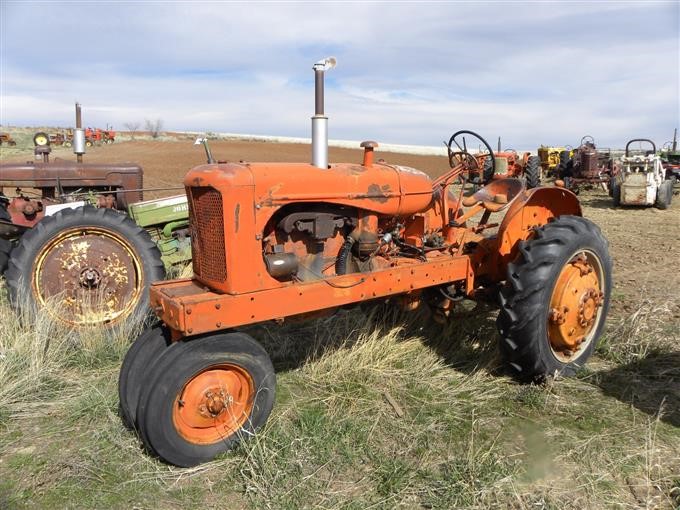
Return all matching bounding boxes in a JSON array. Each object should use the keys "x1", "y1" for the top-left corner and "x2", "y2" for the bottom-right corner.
[{"x1": 188, "y1": 187, "x2": 227, "y2": 282}]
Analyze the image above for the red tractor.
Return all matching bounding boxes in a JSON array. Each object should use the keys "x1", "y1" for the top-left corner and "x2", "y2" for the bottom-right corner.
[
  {"x1": 557, "y1": 135, "x2": 616, "y2": 193},
  {"x1": 447, "y1": 131, "x2": 541, "y2": 189}
]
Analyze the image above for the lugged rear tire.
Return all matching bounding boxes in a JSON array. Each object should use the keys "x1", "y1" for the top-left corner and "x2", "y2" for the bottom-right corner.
[
  {"x1": 136, "y1": 332, "x2": 276, "y2": 467},
  {"x1": 557, "y1": 150, "x2": 572, "y2": 179},
  {"x1": 524, "y1": 155, "x2": 541, "y2": 189},
  {"x1": 497, "y1": 216, "x2": 612, "y2": 381},
  {"x1": 610, "y1": 175, "x2": 621, "y2": 206},
  {"x1": 6, "y1": 205, "x2": 165, "y2": 329}
]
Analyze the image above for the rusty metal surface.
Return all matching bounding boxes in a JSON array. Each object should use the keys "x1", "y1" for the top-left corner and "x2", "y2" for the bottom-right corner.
[
  {"x1": 34, "y1": 225, "x2": 142, "y2": 326},
  {"x1": 0, "y1": 161, "x2": 143, "y2": 207}
]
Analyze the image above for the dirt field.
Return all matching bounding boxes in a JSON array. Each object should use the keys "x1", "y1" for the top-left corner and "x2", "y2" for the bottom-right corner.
[{"x1": 1, "y1": 138, "x2": 679, "y2": 508}]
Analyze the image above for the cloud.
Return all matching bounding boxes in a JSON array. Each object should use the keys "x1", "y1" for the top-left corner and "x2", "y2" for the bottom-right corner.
[{"x1": 1, "y1": 1, "x2": 678, "y2": 150}]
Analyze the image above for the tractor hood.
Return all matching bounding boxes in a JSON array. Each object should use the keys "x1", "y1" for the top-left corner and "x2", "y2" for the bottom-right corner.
[{"x1": 184, "y1": 161, "x2": 435, "y2": 217}]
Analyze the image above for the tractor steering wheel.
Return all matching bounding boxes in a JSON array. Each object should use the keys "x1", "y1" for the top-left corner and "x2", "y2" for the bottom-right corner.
[
  {"x1": 446, "y1": 130, "x2": 495, "y2": 183},
  {"x1": 580, "y1": 135, "x2": 595, "y2": 147}
]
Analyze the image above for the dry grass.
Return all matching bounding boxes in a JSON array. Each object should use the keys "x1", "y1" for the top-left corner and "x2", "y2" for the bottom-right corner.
[{"x1": 0, "y1": 286, "x2": 679, "y2": 509}]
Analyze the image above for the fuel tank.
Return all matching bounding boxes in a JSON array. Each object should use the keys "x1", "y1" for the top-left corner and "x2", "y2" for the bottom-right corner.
[{"x1": 184, "y1": 160, "x2": 435, "y2": 217}]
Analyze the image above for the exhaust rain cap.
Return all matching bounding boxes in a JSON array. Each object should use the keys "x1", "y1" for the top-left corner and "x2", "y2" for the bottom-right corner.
[{"x1": 311, "y1": 56, "x2": 336, "y2": 169}]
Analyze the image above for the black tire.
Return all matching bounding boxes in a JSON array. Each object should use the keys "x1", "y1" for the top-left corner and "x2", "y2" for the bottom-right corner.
[
  {"x1": 136, "y1": 332, "x2": 276, "y2": 467},
  {"x1": 524, "y1": 156, "x2": 541, "y2": 189},
  {"x1": 5, "y1": 205, "x2": 165, "y2": 329},
  {"x1": 0, "y1": 238, "x2": 12, "y2": 274},
  {"x1": 483, "y1": 156, "x2": 494, "y2": 184},
  {"x1": 33, "y1": 132, "x2": 49, "y2": 147},
  {"x1": 655, "y1": 180, "x2": 673, "y2": 210},
  {"x1": 557, "y1": 150, "x2": 572, "y2": 179},
  {"x1": 118, "y1": 324, "x2": 172, "y2": 429},
  {"x1": 497, "y1": 216, "x2": 612, "y2": 381},
  {"x1": 610, "y1": 175, "x2": 621, "y2": 206}
]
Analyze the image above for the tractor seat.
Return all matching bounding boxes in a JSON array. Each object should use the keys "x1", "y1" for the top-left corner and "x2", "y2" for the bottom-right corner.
[{"x1": 461, "y1": 178, "x2": 525, "y2": 212}]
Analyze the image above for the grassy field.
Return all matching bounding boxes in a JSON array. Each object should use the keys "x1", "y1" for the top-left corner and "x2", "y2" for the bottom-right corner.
[{"x1": 0, "y1": 271, "x2": 678, "y2": 508}]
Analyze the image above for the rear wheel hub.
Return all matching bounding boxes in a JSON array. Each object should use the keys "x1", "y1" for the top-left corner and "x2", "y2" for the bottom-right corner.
[
  {"x1": 547, "y1": 252, "x2": 604, "y2": 361},
  {"x1": 33, "y1": 226, "x2": 142, "y2": 326}
]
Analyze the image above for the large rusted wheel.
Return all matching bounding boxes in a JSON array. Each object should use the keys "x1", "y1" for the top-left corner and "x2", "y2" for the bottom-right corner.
[
  {"x1": 135, "y1": 332, "x2": 275, "y2": 467},
  {"x1": 497, "y1": 216, "x2": 612, "y2": 381},
  {"x1": 5, "y1": 205, "x2": 165, "y2": 328},
  {"x1": 118, "y1": 324, "x2": 172, "y2": 428}
]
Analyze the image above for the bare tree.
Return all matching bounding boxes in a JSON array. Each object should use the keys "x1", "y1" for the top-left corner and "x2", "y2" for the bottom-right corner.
[
  {"x1": 145, "y1": 118, "x2": 164, "y2": 139},
  {"x1": 124, "y1": 121, "x2": 141, "y2": 140}
]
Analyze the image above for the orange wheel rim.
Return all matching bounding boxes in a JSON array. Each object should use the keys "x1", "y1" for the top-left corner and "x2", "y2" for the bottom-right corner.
[
  {"x1": 547, "y1": 250, "x2": 605, "y2": 362},
  {"x1": 173, "y1": 363, "x2": 255, "y2": 445}
]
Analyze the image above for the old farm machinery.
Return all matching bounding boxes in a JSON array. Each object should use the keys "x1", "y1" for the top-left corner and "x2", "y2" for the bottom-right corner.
[
  {"x1": 447, "y1": 132, "x2": 541, "y2": 188},
  {"x1": 660, "y1": 129, "x2": 680, "y2": 182},
  {"x1": 537, "y1": 145, "x2": 572, "y2": 177},
  {"x1": 611, "y1": 138, "x2": 674, "y2": 209},
  {"x1": 557, "y1": 136, "x2": 616, "y2": 193},
  {"x1": 0, "y1": 132, "x2": 18, "y2": 146},
  {"x1": 0, "y1": 104, "x2": 191, "y2": 328},
  {"x1": 119, "y1": 58, "x2": 612, "y2": 467}
]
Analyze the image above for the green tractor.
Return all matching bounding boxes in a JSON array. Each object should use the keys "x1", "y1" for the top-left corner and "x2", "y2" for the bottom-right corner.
[{"x1": 660, "y1": 128, "x2": 680, "y2": 182}]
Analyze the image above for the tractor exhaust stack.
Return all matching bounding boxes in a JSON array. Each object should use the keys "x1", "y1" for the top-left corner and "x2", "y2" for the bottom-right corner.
[
  {"x1": 311, "y1": 57, "x2": 336, "y2": 169},
  {"x1": 73, "y1": 102, "x2": 86, "y2": 162}
]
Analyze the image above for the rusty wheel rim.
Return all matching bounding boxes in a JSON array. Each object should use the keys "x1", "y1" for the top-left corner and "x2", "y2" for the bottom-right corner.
[
  {"x1": 32, "y1": 226, "x2": 143, "y2": 326},
  {"x1": 173, "y1": 364, "x2": 255, "y2": 445},
  {"x1": 547, "y1": 250, "x2": 605, "y2": 363}
]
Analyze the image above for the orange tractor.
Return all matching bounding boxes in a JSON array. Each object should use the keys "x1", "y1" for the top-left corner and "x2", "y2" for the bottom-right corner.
[
  {"x1": 447, "y1": 131, "x2": 541, "y2": 188},
  {"x1": 120, "y1": 58, "x2": 612, "y2": 467}
]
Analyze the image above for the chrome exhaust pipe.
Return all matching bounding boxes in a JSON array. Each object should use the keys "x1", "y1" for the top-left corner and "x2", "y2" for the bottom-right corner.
[{"x1": 311, "y1": 57, "x2": 336, "y2": 169}]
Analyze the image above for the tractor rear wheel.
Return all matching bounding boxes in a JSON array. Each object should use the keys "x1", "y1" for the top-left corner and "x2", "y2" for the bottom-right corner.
[
  {"x1": 524, "y1": 156, "x2": 541, "y2": 189},
  {"x1": 0, "y1": 238, "x2": 12, "y2": 274},
  {"x1": 557, "y1": 150, "x2": 572, "y2": 179},
  {"x1": 610, "y1": 176, "x2": 621, "y2": 206},
  {"x1": 497, "y1": 215, "x2": 611, "y2": 381},
  {"x1": 135, "y1": 332, "x2": 276, "y2": 467},
  {"x1": 655, "y1": 180, "x2": 673, "y2": 210},
  {"x1": 118, "y1": 324, "x2": 172, "y2": 428},
  {"x1": 5, "y1": 205, "x2": 165, "y2": 329}
]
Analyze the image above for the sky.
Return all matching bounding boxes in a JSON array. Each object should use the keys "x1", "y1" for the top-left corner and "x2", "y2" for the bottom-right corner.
[{"x1": 1, "y1": 1, "x2": 679, "y2": 150}]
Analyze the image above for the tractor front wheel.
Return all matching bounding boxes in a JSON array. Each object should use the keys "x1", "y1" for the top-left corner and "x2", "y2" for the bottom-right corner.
[
  {"x1": 118, "y1": 324, "x2": 172, "y2": 428},
  {"x1": 497, "y1": 216, "x2": 611, "y2": 381},
  {"x1": 6, "y1": 206, "x2": 165, "y2": 329},
  {"x1": 135, "y1": 332, "x2": 276, "y2": 467},
  {"x1": 524, "y1": 155, "x2": 541, "y2": 189}
]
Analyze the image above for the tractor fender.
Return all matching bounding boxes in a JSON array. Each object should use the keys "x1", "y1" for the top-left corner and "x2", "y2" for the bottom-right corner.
[{"x1": 492, "y1": 186, "x2": 582, "y2": 281}]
